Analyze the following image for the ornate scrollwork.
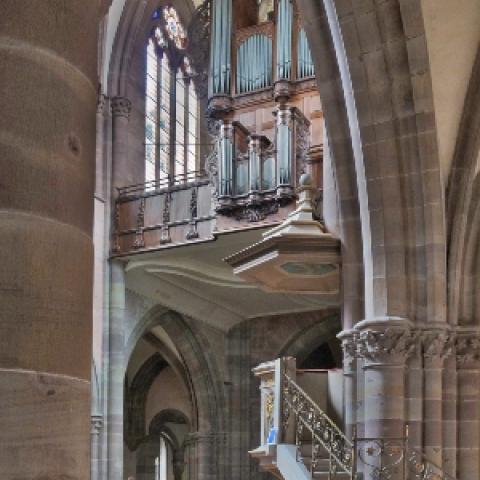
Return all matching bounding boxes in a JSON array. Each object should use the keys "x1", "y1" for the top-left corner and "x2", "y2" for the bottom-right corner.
[
  {"x1": 357, "y1": 438, "x2": 405, "y2": 480},
  {"x1": 408, "y1": 450, "x2": 456, "y2": 480},
  {"x1": 160, "y1": 193, "x2": 171, "y2": 244},
  {"x1": 295, "y1": 112, "x2": 310, "y2": 178},
  {"x1": 133, "y1": 197, "x2": 145, "y2": 249},
  {"x1": 282, "y1": 373, "x2": 353, "y2": 476}
]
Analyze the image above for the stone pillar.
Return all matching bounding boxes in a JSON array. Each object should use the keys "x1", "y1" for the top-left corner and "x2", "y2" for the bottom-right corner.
[
  {"x1": 337, "y1": 330, "x2": 357, "y2": 439},
  {"x1": 442, "y1": 354, "x2": 457, "y2": 477},
  {"x1": 96, "y1": 94, "x2": 107, "y2": 199},
  {"x1": 356, "y1": 318, "x2": 416, "y2": 480},
  {"x1": 108, "y1": 260, "x2": 127, "y2": 480},
  {"x1": 455, "y1": 331, "x2": 480, "y2": 480},
  {"x1": 111, "y1": 96, "x2": 132, "y2": 190},
  {"x1": 184, "y1": 432, "x2": 222, "y2": 480},
  {"x1": 0, "y1": 2, "x2": 98, "y2": 479},
  {"x1": 421, "y1": 329, "x2": 452, "y2": 466}
]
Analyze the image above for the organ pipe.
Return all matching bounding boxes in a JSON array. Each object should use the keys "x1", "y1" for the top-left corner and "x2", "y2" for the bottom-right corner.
[
  {"x1": 236, "y1": 34, "x2": 273, "y2": 94},
  {"x1": 210, "y1": 0, "x2": 232, "y2": 95},
  {"x1": 276, "y1": 0, "x2": 293, "y2": 80}
]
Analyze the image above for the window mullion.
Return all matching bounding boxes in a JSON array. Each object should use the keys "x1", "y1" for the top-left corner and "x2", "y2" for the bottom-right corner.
[
  {"x1": 169, "y1": 65, "x2": 176, "y2": 185},
  {"x1": 184, "y1": 77, "x2": 189, "y2": 179},
  {"x1": 155, "y1": 50, "x2": 162, "y2": 186}
]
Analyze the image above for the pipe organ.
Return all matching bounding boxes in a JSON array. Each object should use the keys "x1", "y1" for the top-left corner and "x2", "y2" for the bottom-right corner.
[{"x1": 207, "y1": 0, "x2": 322, "y2": 224}]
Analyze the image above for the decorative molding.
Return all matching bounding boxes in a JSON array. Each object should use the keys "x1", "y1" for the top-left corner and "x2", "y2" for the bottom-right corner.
[
  {"x1": 91, "y1": 415, "x2": 103, "y2": 435},
  {"x1": 160, "y1": 193, "x2": 172, "y2": 244},
  {"x1": 186, "y1": 188, "x2": 199, "y2": 240},
  {"x1": 133, "y1": 198, "x2": 145, "y2": 249},
  {"x1": 111, "y1": 96, "x2": 132, "y2": 118},
  {"x1": 455, "y1": 332, "x2": 480, "y2": 368},
  {"x1": 421, "y1": 330, "x2": 454, "y2": 364},
  {"x1": 356, "y1": 327, "x2": 418, "y2": 365},
  {"x1": 337, "y1": 330, "x2": 357, "y2": 371},
  {"x1": 96, "y1": 93, "x2": 107, "y2": 115}
]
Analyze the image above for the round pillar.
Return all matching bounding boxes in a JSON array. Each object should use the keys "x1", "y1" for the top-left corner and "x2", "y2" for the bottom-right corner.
[
  {"x1": 111, "y1": 96, "x2": 132, "y2": 190},
  {"x1": 356, "y1": 318, "x2": 416, "y2": 480},
  {"x1": 455, "y1": 331, "x2": 480, "y2": 480},
  {"x1": 0, "y1": 2, "x2": 99, "y2": 478}
]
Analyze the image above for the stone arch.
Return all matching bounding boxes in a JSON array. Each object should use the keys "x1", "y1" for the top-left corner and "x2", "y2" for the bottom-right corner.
[
  {"x1": 125, "y1": 353, "x2": 169, "y2": 450},
  {"x1": 107, "y1": 0, "x2": 197, "y2": 97},
  {"x1": 277, "y1": 314, "x2": 342, "y2": 367},
  {"x1": 447, "y1": 46, "x2": 480, "y2": 326},
  {"x1": 149, "y1": 408, "x2": 191, "y2": 435},
  {"x1": 296, "y1": 0, "x2": 446, "y2": 326},
  {"x1": 126, "y1": 305, "x2": 226, "y2": 438}
]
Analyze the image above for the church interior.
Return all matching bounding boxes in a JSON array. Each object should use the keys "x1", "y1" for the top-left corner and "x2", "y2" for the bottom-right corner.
[{"x1": 1, "y1": 1, "x2": 480, "y2": 479}]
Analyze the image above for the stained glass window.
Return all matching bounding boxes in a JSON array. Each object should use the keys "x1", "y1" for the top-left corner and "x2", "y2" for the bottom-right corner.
[
  {"x1": 144, "y1": 6, "x2": 199, "y2": 187},
  {"x1": 163, "y1": 6, "x2": 187, "y2": 50}
]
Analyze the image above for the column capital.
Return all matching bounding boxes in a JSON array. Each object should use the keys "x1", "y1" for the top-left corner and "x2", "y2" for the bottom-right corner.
[
  {"x1": 456, "y1": 330, "x2": 480, "y2": 369},
  {"x1": 355, "y1": 317, "x2": 417, "y2": 366},
  {"x1": 337, "y1": 329, "x2": 357, "y2": 372},
  {"x1": 421, "y1": 328, "x2": 454, "y2": 366},
  {"x1": 111, "y1": 96, "x2": 132, "y2": 118},
  {"x1": 97, "y1": 93, "x2": 108, "y2": 114},
  {"x1": 91, "y1": 414, "x2": 103, "y2": 435}
]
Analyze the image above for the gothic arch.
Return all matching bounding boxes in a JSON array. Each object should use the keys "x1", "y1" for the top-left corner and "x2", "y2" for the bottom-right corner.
[
  {"x1": 107, "y1": 0, "x2": 198, "y2": 97},
  {"x1": 278, "y1": 313, "x2": 342, "y2": 367},
  {"x1": 126, "y1": 306, "x2": 226, "y2": 435}
]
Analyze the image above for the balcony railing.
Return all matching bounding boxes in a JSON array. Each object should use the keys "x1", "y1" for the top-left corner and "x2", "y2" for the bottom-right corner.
[{"x1": 112, "y1": 171, "x2": 214, "y2": 254}]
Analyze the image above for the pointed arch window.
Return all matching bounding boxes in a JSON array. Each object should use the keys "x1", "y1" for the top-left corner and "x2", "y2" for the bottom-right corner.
[{"x1": 145, "y1": 8, "x2": 199, "y2": 187}]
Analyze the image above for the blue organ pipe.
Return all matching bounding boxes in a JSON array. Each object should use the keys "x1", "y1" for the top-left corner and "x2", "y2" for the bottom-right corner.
[
  {"x1": 297, "y1": 28, "x2": 314, "y2": 78},
  {"x1": 210, "y1": 0, "x2": 231, "y2": 94},
  {"x1": 236, "y1": 34, "x2": 272, "y2": 93},
  {"x1": 278, "y1": 0, "x2": 287, "y2": 79}
]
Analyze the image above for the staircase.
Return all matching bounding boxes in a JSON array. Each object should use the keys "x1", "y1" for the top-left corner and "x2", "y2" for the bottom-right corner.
[{"x1": 250, "y1": 358, "x2": 457, "y2": 480}]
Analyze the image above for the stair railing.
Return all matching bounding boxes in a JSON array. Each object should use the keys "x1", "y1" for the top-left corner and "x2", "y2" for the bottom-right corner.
[
  {"x1": 282, "y1": 372, "x2": 355, "y2": 479},
  {"x1": 407, "y1": 449, "x2": 457, "y2": 480}
]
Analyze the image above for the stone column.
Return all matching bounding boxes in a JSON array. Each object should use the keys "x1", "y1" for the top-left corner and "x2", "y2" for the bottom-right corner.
[
  {"x1": 0, "y1": 2, "x2": 98, "y2": 479},
  {"x1": 421, "y1": 329, "x2": 452, "y2": 466},
  {"x1": 337, "y1": 330, "x2": 357, "y2": 439},
  {"x1": 108, "y1": 260, "x2": 127, "y2": 480},
  {"x1": 111, "y1": 96, "x2": 132, "y2": 190},
  {"x1": 184, "y1": 432, "x2": 222, "y2": 480},
  {"x1": 455, "y1": 331, "x2": 480, "y2": 480},
  {"x1": 356, "y1": 318, "x2": 416, "y2": 480},
  {"x1": 96, "y1": 94, "x2": 107, "y2": 199},
  {"x1": 442, "y1": 354, "x2": 457, "y2": 477}
]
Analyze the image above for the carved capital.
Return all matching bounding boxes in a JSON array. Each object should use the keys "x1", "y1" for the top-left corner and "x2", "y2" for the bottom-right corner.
[
  {"x1": 356, "y1": 320, "x2": 417, "y2": 366},
  {"x1": 421, "y1": 329, "x2": 454, "y2": 365},
  {"x1": 337, "y1": 330, "x2": 357, "y2": 372},
  {"x1": 111, "y1": 96, "x2": 132, "y2": 118},
  {"x1": 456, "y1": 332, "x2": 480, "y2": 368},
  {"x1": 91, "y1": 415, "x2": 103, "y2": 435},
  {"x1": 97, "y1": 93, "x2": 107, "y2": 114}
]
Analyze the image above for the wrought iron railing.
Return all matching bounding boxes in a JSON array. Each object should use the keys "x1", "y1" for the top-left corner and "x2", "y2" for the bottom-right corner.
[
  {"x1": 282, "y1": 373, "x2": 354, "y2": 478},
  {"x1": 408, "y1": 449, "x2": 457, "y2": 480},
  {"x1": 282, "y1": 372, "x2": 457, "y2": 480}
]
